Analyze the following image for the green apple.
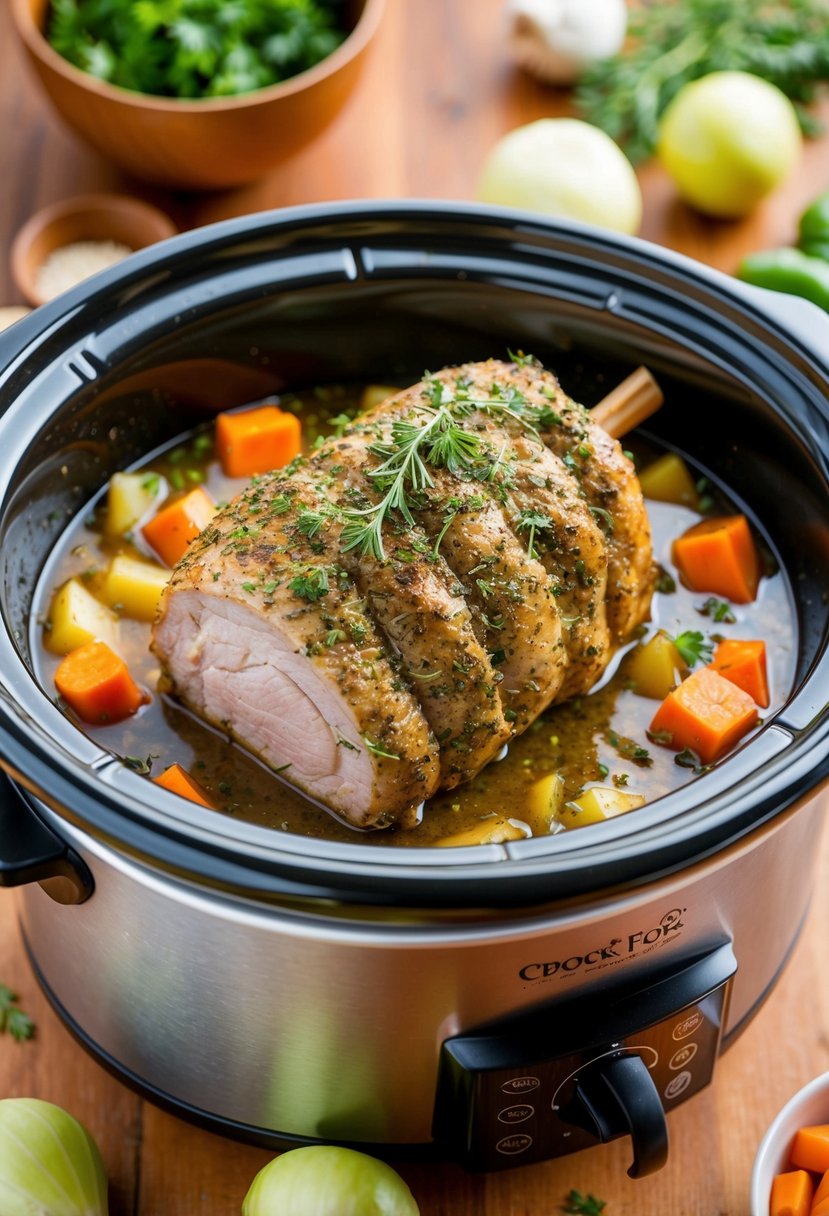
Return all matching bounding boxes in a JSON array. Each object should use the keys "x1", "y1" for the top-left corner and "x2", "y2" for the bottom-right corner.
[
  {"x1": 477, "y1": 118, "x2": 642, "y2": 235},
  {"x1": 657, "y1": 71, "x2": 801, "y2": 218}
]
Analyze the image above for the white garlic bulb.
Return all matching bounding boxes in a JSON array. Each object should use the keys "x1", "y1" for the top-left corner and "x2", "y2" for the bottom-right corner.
[{"x1": 508, "y1": 0, "x2": 628, "y2": 86}]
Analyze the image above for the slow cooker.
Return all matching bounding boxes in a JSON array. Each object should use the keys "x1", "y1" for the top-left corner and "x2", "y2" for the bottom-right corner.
[{"x1": 0, "y1": 202, "x2": 826, "y2": 1177}]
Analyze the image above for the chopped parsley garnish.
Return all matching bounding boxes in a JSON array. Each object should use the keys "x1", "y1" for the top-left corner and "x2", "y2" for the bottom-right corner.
[
  {"x1": 670, "y1": 630, "x2": 714, "y2": 667},
  {"x1": 675, "y1": 746, "x2": 708, "y2": 772},
  {"x1": 122, "y1": 754, "x2": 157, "y2": 775},
  {"x1": 655, "y1": 566, "x2": 677, "y2": 594},
  {"x1": 516, "y1": 509, "x2": 553, "y2": 560},
  {"x1": 288, "y1": 567, "x2": 330, "y2": 602},
  {"x1": 697, "y1": 596, "x2": 736, "y2": 624}
]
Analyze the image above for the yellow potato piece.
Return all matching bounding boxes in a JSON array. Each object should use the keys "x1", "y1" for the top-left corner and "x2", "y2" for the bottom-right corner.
[
  {"x1": 102, "y1": 555, "x2": 170, "y2": 622},
  {"x1": 627, "y1": 632, "x2": 686, "y2": 700},
  {"x1": 559, "y1": 786, "x2": 646, "y2": 829},
  {"x1": 46, "y1": 578, "x2": 117, "y2": 655},
  {"x1": 526, "y1": 772, "x2": 566, "y2": 833},
  {"x1": 360, "y1": 385, "x2": 400, "y2": 412},
  {"x1": 639, "y1": 452, "x2": 699, "y2": 508},
  {"x1": 435, "y1": 817, "x2": 530, "y2": 847},
  {"x1": 105, "y1": 471, "x2": 159, "y2": 537}
]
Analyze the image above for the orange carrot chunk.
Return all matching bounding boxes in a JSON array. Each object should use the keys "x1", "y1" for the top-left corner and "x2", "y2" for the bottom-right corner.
[
  {"x1": 649, "y1": 666, "x2": 758, "y2": 764},
  {"x1": 811, "y1": 1170, "x2": 829, "y2": 1212},
  {"x1": 790, "y1": 1125, "x2": 829, "y2": 1174},
  {"x1": 672, "y1": 513, "x2": 760, "y2": 603},
  {"x1": 153, "y1": 763, "x2": 215, "y2": 808},
  {"x1": 55, "y1": 641, "x2": 145, "y2": 725},
  {"x1": 770, "y1": 1169, "x2": 814, "y2": 1216},
  {"x1": 710, "y1": 639, "x2": 769, "y2": 708},
  {"x1": 141, "y1": 486, "x2": 216, "y2": 567},
  {"x1": 812, "y1": 1199, "x2": 829, "y2": 1216},
  {"x1": 216, "y1": 405, "x2": 302, "y2": 478}
]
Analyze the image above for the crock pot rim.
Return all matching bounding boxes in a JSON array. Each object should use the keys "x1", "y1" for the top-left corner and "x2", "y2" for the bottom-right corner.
[{"x1": 0, "y1": 198, "x2": 826, "y2": 908}]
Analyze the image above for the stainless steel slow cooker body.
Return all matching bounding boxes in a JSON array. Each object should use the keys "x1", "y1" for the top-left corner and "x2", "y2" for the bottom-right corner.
[{"x1": 0, "y1": 203, "x2": 827, "y2": 1173}]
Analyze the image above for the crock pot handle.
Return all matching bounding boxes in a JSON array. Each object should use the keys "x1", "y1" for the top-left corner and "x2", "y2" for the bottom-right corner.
[
  {"x1": 571, "y1": 1052, "x2": 669, "y2": 1178},
  {"x1": 0, "y1": 771, "x2": 93, "y2": 905}
]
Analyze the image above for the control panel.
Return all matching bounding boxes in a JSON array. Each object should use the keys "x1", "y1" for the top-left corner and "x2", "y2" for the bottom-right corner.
[{"x1": 434, "y1": 941, "x2": 735, "y2": 1175}]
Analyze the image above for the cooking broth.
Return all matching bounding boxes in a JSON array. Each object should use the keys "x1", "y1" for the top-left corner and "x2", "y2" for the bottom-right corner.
[{"x1": 30, "y1": 384, "x2": 797, "y2": 846}]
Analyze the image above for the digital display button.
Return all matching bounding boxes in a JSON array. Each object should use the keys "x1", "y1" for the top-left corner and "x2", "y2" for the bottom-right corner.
[
  {"x1": 669, "y1": 1043, "x2": 698, "y2": 1071},
  {"x1": 672, "y1": 1010, "x2": 703, "y2": 1040},
  {"x1": 501, "y1": 1076, "x2": 540, "y2": 1095},
  {"x1": 496, "y1": 1134, "x2": 533, "y2": 1155},
  {"x1": 497, "y1": 1104, "x2": 534, "y2": 1125},
  {"x1": 664, "y1": 1070, "x2": 693, "y2": 1100}
]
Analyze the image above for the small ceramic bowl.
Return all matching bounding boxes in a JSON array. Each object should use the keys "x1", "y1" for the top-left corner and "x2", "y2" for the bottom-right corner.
[
  {"x1": 750, "y1": 1071, "x2": 829, "y2": 1215},
  {"x1": 10, "y1": 193, "x2": 176, "y2": 307},
  {"x1": 9, "y1": 0, "x2": 384, "y2": 189}
]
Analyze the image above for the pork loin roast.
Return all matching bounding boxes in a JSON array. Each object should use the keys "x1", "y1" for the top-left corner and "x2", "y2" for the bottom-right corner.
[{"x1": 152, "y1": 358, "x2": 654, "y2": 828}]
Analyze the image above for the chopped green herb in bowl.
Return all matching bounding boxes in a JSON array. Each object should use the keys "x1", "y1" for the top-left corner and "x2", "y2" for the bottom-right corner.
[{"x1": 46, "y1": 0, "x2": 347, "y2": 99}]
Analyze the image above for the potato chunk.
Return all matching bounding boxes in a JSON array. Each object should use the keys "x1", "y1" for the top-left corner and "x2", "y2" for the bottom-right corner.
[
  {"x1": 46, "y1": 578, "x2": 117, "y2": 655},
  {"x1": 639, "y1": 452, "x2": 699, "y2": 508},
  {"x1": 105, "y1": 471, "x2": 162, "y2": 537},
  {"x1": 627, "y1": 632, "x2": 686, "y2": 700},
  {"x1": 526, "y1": 772, "x2": 566, "y2": 833},
  {"x1": 102, "y1": 555, "x2": 170, "y2": 622},
  {"x1": 559, "y1": 786, "x2": 646, "y2": 829}
]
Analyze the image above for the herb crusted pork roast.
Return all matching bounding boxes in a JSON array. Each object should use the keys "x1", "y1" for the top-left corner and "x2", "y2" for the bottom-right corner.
[{"x1": 152, "y1": 358, "x2": 655, "y2": 829}]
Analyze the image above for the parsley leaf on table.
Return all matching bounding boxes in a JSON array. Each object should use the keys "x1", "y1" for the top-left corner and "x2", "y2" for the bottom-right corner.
[
  {"x1": 0, "y1": 985, "x2": 35, "y2": 1042},
  {"x1": 562, "y1": 1190, "x2": 606, "y2": 1215}
]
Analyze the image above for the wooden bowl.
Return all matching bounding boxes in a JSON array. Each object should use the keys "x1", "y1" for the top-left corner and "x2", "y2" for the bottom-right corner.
[
  {"x1": 9, "y1": 0, "x2": 384, "y2": 190},
  {"x1": 11, "y1": 194, "x2": 177, "y2": 306}
]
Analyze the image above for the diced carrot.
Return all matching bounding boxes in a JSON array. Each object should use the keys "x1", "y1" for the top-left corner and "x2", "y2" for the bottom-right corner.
[
  {"x1": 648, "y1": 666, "x2": 758, "y2": 764},
  {"x1": 672, "y1": 513, "x2": 760, "y2": 603},
  {"x1": 812, "y1": 1202, "x2": 829, "y2": 1216},
  {"x1": 55, "y1": 641, "x2": 145, "y2": 725},
  {"x1": 153, "y1": 763, "x2": 215, "y2": 808},
  {"x1": 770, "y1": 1169, "x2": 813, "y2": 1216},
  {"x1": 141, "y1": 486, "x2": 216, "y2": 567},
  {"x1": 710, "y1": 639, "x2": 769, "y2": 708},
  {"x1": 216, "y1": 405, "x2": 302, "y2": 478},
  {"x1": 811, "y1": 1170, "x2": 829, "y2": 1211},
  {"x1": 791, "y1": 1125, "x2": 829, "y2": 1174}
]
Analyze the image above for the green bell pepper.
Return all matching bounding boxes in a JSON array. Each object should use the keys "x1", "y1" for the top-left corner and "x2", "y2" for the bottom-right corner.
[{"x1": 737, "y1": 247, "x2": 829, "y2": 312}]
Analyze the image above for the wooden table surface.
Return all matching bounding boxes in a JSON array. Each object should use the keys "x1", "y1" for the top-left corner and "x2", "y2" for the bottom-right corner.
[{"x1": 1, "y1": 1, "x2": 828, "y2": 1212}]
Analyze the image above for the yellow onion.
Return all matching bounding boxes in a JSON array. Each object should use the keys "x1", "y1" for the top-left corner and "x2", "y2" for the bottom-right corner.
[
  {"x1": 0, "y1": 1098, "x2": 107, "y2": 1215},
  {"x1": 242, "y1": 1146, "x2": 419, "y2": 1216}
]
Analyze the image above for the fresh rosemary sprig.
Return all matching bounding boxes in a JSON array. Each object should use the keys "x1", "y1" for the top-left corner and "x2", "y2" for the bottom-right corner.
[
  {"x1": 576, "y1": 0, "x2": 829, "y2": 163},
  {"x1": 337, "y1": 368, "x2": 570, "y2": 561},
  {"x1": 340, "y1": 405, "x2": 487, "y2": 560}
]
